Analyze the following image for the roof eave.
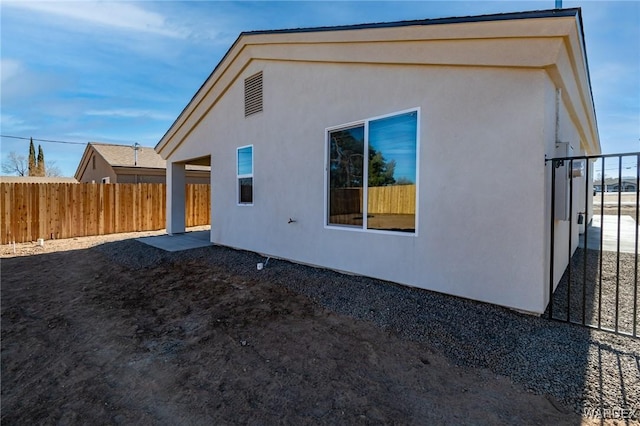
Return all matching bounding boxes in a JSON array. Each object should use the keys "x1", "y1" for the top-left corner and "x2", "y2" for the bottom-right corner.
[
  {"x1": 73, "y1": 143, "x2": 95, "y2": 181},
  {"x1": 156, "y1": 8, "x2": 600, "y2": 159}
]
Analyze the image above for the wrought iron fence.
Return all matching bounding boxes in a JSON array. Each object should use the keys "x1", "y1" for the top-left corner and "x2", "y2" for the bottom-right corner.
[{"x1": 547, "y1": 152, "x2": 639, "y2": 337}]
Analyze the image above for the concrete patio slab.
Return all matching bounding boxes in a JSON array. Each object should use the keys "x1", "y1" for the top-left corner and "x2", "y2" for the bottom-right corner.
[
  {"x1": 136, "y1": 230, "x2": 212, "y2": 252},
  {"x1": 579, "y1": 215, "x2": 638, "y2": 254}
]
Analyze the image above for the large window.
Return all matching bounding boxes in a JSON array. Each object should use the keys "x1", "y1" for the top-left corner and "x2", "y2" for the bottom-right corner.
[
  {"x1": 237, "y1": 145, "x2": 253, "y2": 205},
  {"x1": 327, "y1": 109, "x2": 418, "y2": 233}
]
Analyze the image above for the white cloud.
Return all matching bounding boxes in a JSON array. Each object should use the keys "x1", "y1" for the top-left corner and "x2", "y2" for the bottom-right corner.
[
  {"x1": 3, "y1": 1, "x2": 188, "y2": 38},
  {"x1": 0, "y1": 59, "x2": 22, "y2": 84},
  {"x1": 0, "y1": 58, "x2": 67, "y2": 105},
  {"x1": 0, "y1": 114, "x2": 37, "y2": 133},
  {"x1": 85, "y1": 109, "x2": 174, "y2": 121}
]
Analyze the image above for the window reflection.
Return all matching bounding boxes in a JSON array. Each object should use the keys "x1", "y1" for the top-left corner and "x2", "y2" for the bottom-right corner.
[
  {"x1": 367, "y1": 112, "x2": 417, "y2": 232},
  {"x1": 237, "y1": 146, "x2": 253, "y2": 176},
  {"x1": 237, "y1": 145, "x2": 253, "y2": 204},
  {"x1": 239, "y1": 177, "x2": 253, "y2": 204},
  {"x1": 326, "y1": 110, "x2": 418, "y2": 233},
  {"x1": 328, "y1": 126, "x2": 364, "y2": 226}
]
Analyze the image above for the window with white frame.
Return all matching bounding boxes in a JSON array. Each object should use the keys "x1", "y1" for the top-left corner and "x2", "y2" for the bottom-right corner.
[
  {"x1": 327, "y1": 109, "x2": 418, "y2": 233},
  {"x1": 237, "y1": 145, "x2": 253, "y2": 204}
]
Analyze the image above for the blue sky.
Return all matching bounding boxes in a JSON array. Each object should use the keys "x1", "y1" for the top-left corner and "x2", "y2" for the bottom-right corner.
[{"x1": 1, "y1": 1, "x2": 638, "y2": 177}]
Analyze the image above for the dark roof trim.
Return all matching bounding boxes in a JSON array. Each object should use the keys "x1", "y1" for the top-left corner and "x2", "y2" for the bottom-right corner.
[
  {"x1": 243, "y1": 8, "x2": 580, "y2": 36},
  {"x1": 574, "y1": 8, "x2": 598, "y2": 132},
  {"x1": 156, "y1": 8, "x2": 581, "y2": 152}
]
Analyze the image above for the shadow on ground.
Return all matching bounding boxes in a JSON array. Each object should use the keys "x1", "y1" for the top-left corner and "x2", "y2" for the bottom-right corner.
[{"x1": 548, "y1": 245, "x2": 639, "y2": 422}]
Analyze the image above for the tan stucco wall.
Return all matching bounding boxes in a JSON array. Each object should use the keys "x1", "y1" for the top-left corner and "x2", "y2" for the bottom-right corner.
[
  {"x1": 116, "y1": 173, "x2": 166, "y2": 184},
  {"x1": 114, "y1": 169, "x2": 208, "y2": 184},
  {"x1": 542, "y1": 72, "x2": 595, "y2": 305},
  {"x1": 160, "y1": 15, "x2": 599, "y2": 314},
  {"x1": 78, "y1": 154, "x2": 209, "y2": 184},
  {"x1": 168, "y1": 60, "x2": 554, "y2": 313},
  {"x1": 77, "y1": 153, "x2": 117, "y2": 183}
]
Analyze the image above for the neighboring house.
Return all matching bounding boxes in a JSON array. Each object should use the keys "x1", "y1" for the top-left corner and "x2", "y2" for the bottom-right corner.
[
  {"x1": 75, "y1": 142, "x2": 210, "y2": 184},
  {"x1": 0, "y1": 176, "x2": 78, "y2": 183},
  {"x1": 155, "y1": 9, "x2": 600, "y2": 315},
  {"x1": 611, "y1": 179, "x2": 637, "y2": 193},
  {"x1": 595, "y1": 178, "x2": 637, "y2": 193}
]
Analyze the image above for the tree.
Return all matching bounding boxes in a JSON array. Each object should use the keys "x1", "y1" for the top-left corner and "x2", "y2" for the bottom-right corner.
[
  {"x1": 36, "y1": 145, "x2": 45, "y2": 177},
  {"x1": 329, "y1": 130, "x2": 398, "y2": 188},
  {"x1": 1, "y1": 152, "x2": 28, "y2": 176},
  {"x1": 329, "y1": 130, "x2": 364, "y2": 188},
  {"x1": 368, "y1": 148, "x2": 396, "y2": 187},
  {"x1": 395, "y1": 177, "x2": 414, "y2": 185},
  {"x1": 2, "y1": 141, "x2": 60, "y2": 177},
  {"x1": 44, "y1": 160, "x2": 62, "y2": 177},
  {"x1": 28, "y1": 138, "x2": 36, "y2": 176}
]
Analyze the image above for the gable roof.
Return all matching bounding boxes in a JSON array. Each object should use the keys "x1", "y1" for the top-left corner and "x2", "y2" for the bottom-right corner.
[
  {"x1": 156, "y1": 8, "x2": 600, "y2": 159},
  {"x1": 92, "y1": 143, "x2": 165, "y2": 168},
  {"x1": 75, "y1": 142, "x2": 209, "y2": 180},
  {"x1": 242, "y1": 8, "x2": 582, "y2": 36}
]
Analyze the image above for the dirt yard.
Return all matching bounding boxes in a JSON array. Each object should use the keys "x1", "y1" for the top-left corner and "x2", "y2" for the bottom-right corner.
[
  {"x1": 0, "y1": 232, "x2": 621, "y2": 424},
  {"x1": 595, "y1": 192, "x2": 638, "y2": 218}
]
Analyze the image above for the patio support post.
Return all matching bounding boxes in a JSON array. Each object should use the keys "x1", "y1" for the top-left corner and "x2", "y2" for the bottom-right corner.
[{"x1": 167, "y1": 161, "x2": 186, "y2": 235}]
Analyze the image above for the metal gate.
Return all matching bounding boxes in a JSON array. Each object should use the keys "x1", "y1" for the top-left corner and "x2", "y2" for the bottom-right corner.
[{"x1": 547, "y1": 152, "x2": 639, "y2": 337}]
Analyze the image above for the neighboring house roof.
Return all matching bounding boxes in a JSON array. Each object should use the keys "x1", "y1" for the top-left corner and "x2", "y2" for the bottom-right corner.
[
  {"x1": 75, "y1": 142, "x2": 209, "y2": 181},
  {"x1": 0, "y1": 176, "x2": 78, "y2": 183},
  {"x1": 156, "y1": 8, "x2": 600, "y2": 159},
  {"x1": 92, "y1": 143, "x2": 166, "y2": 168}
]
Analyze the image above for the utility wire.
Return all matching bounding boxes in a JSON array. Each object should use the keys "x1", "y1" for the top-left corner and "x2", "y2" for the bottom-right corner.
[
  {"x1": 0, "y1": 134, "x2": 87, "y2": 145},
  {"x1": 599, "y1": 164, "x2": 638, "y2": 169}
]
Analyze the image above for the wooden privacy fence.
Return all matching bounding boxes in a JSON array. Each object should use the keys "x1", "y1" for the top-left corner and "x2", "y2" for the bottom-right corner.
[
  {"x1": 0, "y1": 183, "x2": 210, "y2": 244},
  {"x1": 330, "y1": 184, "x2": 416, "y2": 215},
  {"x1": 367, "y1": 184, "x2": 416, "y2": 214}
]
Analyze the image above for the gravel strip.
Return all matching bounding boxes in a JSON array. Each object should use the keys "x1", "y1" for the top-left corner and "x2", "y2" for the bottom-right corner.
[
  {"x1": 97, "y1": 239, "x2": 640, "y2": 416},
  {"x1": 550, "y1": 248, "x2": 638, "y2": 335}
]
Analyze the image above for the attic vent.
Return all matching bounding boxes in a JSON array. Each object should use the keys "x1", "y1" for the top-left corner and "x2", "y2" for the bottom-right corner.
[{"x1": 244, "y1": 72, "x2": 263, "y2": 117}]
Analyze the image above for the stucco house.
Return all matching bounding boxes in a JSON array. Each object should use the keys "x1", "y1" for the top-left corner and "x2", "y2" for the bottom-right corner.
[
  {"x1": 594, "y1": 178, "x2": 637, "y2": 193},
  {"x1": 155, "y1": 9, "x2": 600, "y2": 315},
  {"x1": 75, "y1": 142, "x2": 210, "y2": 184}
]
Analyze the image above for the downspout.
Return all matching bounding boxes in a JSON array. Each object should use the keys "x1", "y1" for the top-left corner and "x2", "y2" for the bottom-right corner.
[{"x1": 555, "y1": 88, "x2": 561, "y2": 144}]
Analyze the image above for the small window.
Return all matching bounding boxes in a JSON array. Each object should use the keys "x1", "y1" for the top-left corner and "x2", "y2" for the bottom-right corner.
[
  {"x1": 101, "y1": 177, "x2": 110, "y2": 184},
  {"x1": 244, "y1": 72, "x2": 263, "y2": 117},
  {"x1": 237, "y1": 145, "x2": 253, "y2": 204}
]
